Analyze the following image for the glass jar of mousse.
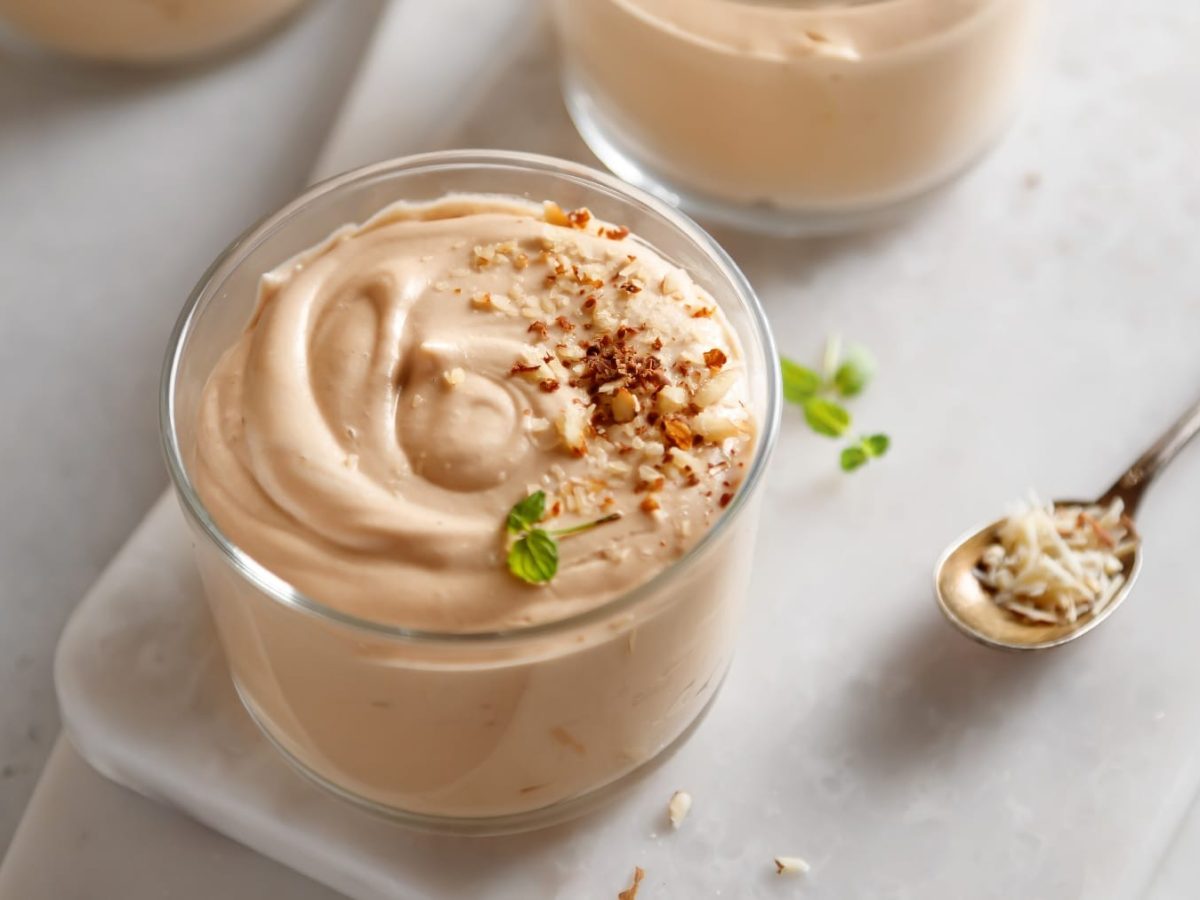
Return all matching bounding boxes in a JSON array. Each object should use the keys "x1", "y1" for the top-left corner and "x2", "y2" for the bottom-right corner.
[
  {"x1": 0, "y1": 0, "x2": 306, "y2": 64},
  {"x1": 551, "y1": 0, "x2": 1042, "y2": 235},
  {"x1": 161, "y1": 150, "x2": 780, "y2": 833}
]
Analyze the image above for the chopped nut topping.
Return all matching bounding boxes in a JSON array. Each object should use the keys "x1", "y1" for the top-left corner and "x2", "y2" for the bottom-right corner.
[
  {"x1": 693, "y1": 409, "x2": 746, "y2": 442},
  {"x1": 637, "y1": 464, "x2": 665, "y2": 491},
  {"x1": 577, "y1": 336, "x2": 666, "y2": 399},
  {"x1": 662, "y1": 416, "x2": 693, "y2": 449},
  {"x1": 442, "y1": 368, "x2": 465, "y2": 387},
  {"x1": 543, "y1": 201, "x2": 570, "y2": 227},
  {"x1": 669, "y1": 446, "x2": 703, "y2": 475},
  {"x1": 618, "y1": 867, "x2": 645, "y2": 900},
  {"x1": 719, "y1": 492, "x2": 734, "y2": 508},
  {"x1": 615, "y1": 324, "x2": 639, "y2": 342},
  {"x1": 557, "y1": 406, "x2": 589, "y2": 456},
  {"x1": 476, "y1": 205, "x2": 753, "y2": 522},
  {"x1": 656, "y1": 385, "x2": 688, "y2": 414},
  {"x1": 611, "y1": 388, "x2": 638, "y2": 423},
  {"x1": 694, "y1": 369, "x2": 739, "y2": 408}
]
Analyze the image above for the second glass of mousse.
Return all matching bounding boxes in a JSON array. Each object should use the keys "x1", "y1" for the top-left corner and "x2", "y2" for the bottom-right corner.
[{"x1": 552, "y1": 0, "x2": 1042, "y2": 234}]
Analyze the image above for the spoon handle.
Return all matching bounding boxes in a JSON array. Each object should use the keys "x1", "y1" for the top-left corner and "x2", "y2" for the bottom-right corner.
[{"x1": 1104, "y1": 395, "x2": 1200, "y2": 513}]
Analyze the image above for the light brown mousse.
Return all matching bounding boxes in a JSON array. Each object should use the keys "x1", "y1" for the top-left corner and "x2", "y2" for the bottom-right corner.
[{"x1": 192, "y1": 196, "x2": 756, "y2": 631}]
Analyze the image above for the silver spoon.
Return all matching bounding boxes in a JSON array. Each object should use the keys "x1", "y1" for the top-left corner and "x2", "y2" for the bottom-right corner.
[{"x1": 936, "y1": 395, "x2": 1200, "y2": 651}]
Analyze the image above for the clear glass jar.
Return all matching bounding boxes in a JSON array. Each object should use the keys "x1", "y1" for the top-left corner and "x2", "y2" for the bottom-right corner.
[
  {"x1": 551, "y1": 0, "x2": 1041, "y2": 235},
  {"x1": 0, "y1": 0, "x2": 306, "y2": 64},
  {"x1": 161, "y1": 150, "x2": 780, "y2": 834}
]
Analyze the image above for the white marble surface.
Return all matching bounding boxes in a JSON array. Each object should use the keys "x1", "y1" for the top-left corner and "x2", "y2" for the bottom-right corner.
[
  {"x1": 0, "y1": 740, "x2": 341, "y2": 900},
  {"x1": 40, "y1": 0, "x2": 1200, "y2": 897},
  {"x1": 0, "y1": 0, "x2": 382, "y2": 849}
]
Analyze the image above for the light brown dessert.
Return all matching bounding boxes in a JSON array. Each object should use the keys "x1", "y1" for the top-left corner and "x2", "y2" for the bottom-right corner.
[
  {"x1": 553, "y1": 0, "x2": 1040, "y2": 215},
  {"x1": 0, "y1": 0, "x2": 303, "y2": 63},
  {"x1": 186, "y1": 195, "x2": 761, "y2": 820},
  {"x1": 194, "y1": 196, "x2": 754, "y2": 630}
]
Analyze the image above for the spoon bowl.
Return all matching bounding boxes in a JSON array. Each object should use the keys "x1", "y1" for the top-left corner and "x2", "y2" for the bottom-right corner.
[
  {"x1": 935, "y1": 504, "x2": 1143, "y2": 652},
  {"x1": 935, "y1": 394, "x2": 1200, "y2": 651}
]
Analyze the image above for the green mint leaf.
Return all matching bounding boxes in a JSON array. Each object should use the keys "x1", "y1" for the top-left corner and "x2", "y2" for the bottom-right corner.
[
  {"x1": 507, "y1": 528, "x2": 558, "y2": 584},
  {"x1": 863, "y1": 433, "x2": 890, "y2": 457},
  {"x1": 840, "y1": 445, "x2": 869, "y2": 472},
  {"x1": 803, "y1": 397, "x2": 851, "y2": 438},
  {"x1": 507, "y1": 490, "x2": 546, "y2": 533},
  {"x1": 833, "y1": 346, "x2": 876, "y2": 398},
  {"x1": 780, "y1": 357, "x2": 823, "y2": 405}
]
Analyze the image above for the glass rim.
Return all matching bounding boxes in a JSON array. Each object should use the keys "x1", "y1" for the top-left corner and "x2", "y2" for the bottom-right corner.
[{"x1": 160, "y1": 149, "x2": 781, "y2": 646}]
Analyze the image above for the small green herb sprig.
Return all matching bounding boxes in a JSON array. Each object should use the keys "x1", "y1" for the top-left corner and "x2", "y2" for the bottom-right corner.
[
  {"x1": 781, "y1": 336, "x2": 890, "y2": 472},
  {"x1": 506, "y1": 490, "x2": 621, "y2": 584}
]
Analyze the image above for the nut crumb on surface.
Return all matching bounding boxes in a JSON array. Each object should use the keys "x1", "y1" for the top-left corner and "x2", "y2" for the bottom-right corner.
[
  {"x1": 774, "y1": 856, "x2": 810, "y2": 876},
  {"x1": 618, "y1": 866, "x2": 645, "y2": 900},
  {"x1": 443, "y1": 368, "x2": 465, "y2": 387},
  {"x1": 667, "y1": 790, "x2": 692, "y2": 829}
]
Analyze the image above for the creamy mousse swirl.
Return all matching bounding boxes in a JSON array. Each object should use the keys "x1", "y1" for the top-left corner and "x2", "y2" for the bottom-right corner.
[{"x1": 193, "y1": 197, "x2": 756, "y2": 631}]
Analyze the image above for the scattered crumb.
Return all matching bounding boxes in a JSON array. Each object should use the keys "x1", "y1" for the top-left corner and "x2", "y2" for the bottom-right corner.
[
  {"x1": 618, "y1": 866, "x2": 645, "y2": 900},
  {"x1": 774, "y1": 857, "x2": 811, "y2": 876},
  {"x1": 443, "y1": 368, "x2": 465, "y2": 387},
  {"x1": 667, "y1": 790, "x2": 692, "y2": 829}
]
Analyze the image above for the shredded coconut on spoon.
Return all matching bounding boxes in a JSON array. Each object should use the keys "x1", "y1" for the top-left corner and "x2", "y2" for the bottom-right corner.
[{"x1": 976, "y1": 495, "x2": 1139, "y2": 626}]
